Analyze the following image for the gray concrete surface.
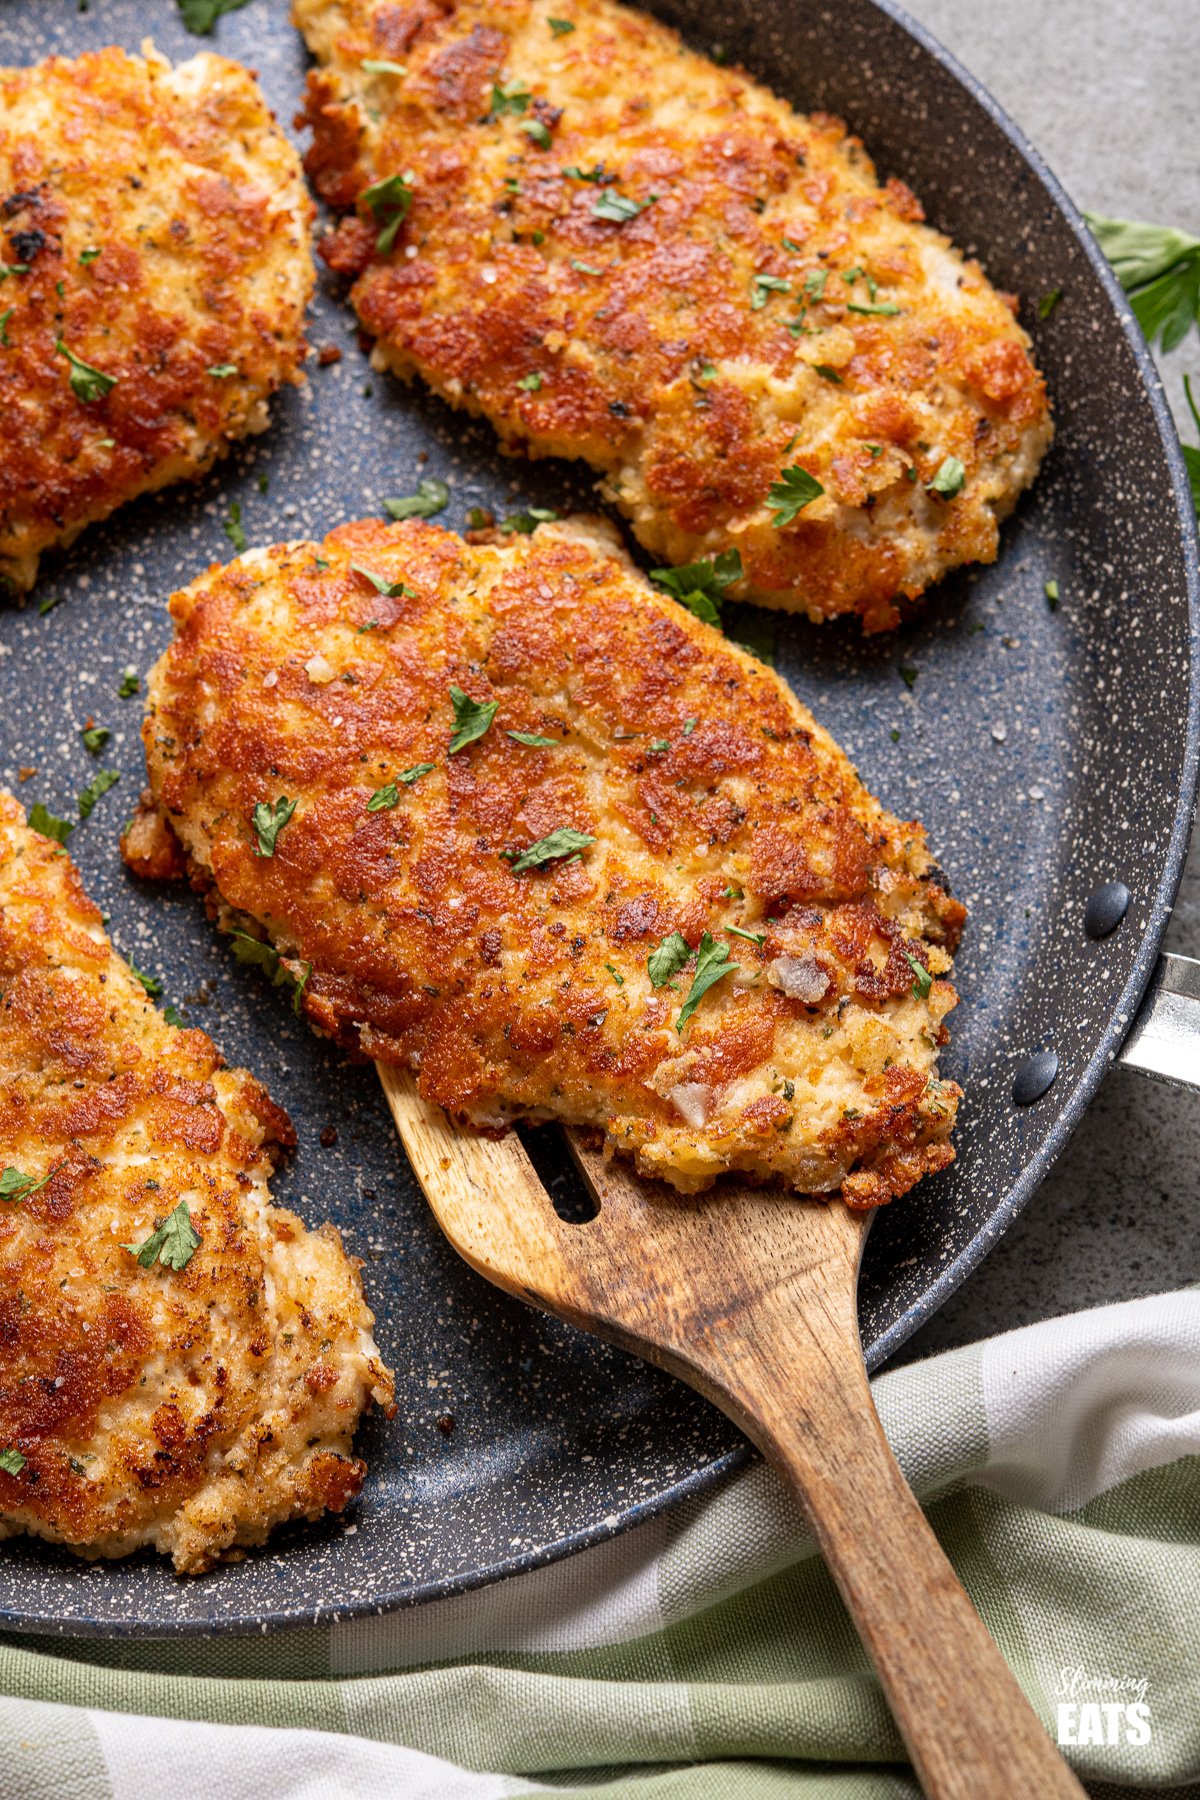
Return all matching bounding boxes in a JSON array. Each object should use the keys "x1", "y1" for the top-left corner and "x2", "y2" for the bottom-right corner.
[{"x1": 892, "y1": 0, "x2": 1200, "y2": 1362}]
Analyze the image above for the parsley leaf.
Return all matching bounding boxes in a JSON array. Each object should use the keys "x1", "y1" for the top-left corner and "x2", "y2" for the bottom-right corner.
[
  {"x1": 1086, "y1": 213, "x2": 1200, "y2": 354},
  {"x1": 1045, "y1": 579, "x2": 1060, "y2": 609},
  {"x1": 350, "y1": 561, "x2": 415, "y2": 598},
  {"x1": 128, "y1": 962, "x2": 162, "y2": 997},
  {"x1": 78, "y1": 767, "x2": 119, "y2": 820},
  {"x1": 725, "y1": 923, "x2": 765, "y2": 945},
  {"x1": 56, "y1": 338, "x2": 116, "y2": 403},
  {"x1": 571, "y1": 258, "x2": 603, "y2": 275},
  {"x1": 592, "y1": 190, "x2": 651, "y2": 224},
  {"x1": 118, "y1": 669, "x2": 139, "y2": 699},
  {"x1": 508, "y1": 827, "x2": 595, "y2": 873},
  {"x1": 362, "y1": 171, "x2": 415, "y2": 252},
  {"x1": 562, "y1": 164, "x2": 606, "y2": 182},
  {"x1": 448, "y1": 685, "x2": 498, "y2": 753},
  {"x1": 899, "y1": 663, "x2": 918, "y2": 689},
  {"x1": 224, "y1": 502, "x2": 247, "y2": 553},
  {"x1": 1183, "y1": 373, "x2": 1200, "y2": 524},
  {"x1": 507, "y1": 730, "x2": 559, "y2": 746},
  {"x1": 491, "y1": 78, "x2": 531, "y2": 117},
  {"x1": 123, "y1": 1199, "x2": 201, "y2": 1272},
  {"x1": 0, "y1": 262, "x2": 29, "y2": 281},
  {"x1": 928, "y1": 455, "x2": 965, "y2": 498},
  {"x1": 750, "y1": 273, "x2": 790, "y2": 310},
  {"x1": 501, "y1": 507, "x2": 558, "y2": 533},
  {"x1": 0, "y1": 1448, "x2": 26, "y2": 1476},
  {"x1": 0, "y1": 1166, "x2": 50, "y2": 1203},
  {"x1": 903, "y1": 947, "x2": 932, "y2": 1000},
  {"x1": 81, "y1": 724, "x2": 110, "y2": 755},
  {"x1": 163, "y1": 1003, "x2": 186, "y2": 1027},
  {"x1": 767, "y1": 465, "x2": 824, "y2": 526},
  {"x1": 367, "y1": 783, "x2": 399, "y2": 812},
  {"x1": 1038, "y1": 288, "x2": 1063, "y2": 320},
  {"x1": 401, "y1": 762, "x2": 435, "y2": 784},
  {"x1": 207, "y1": 362, "x2": 237, "y2": 378},
  {"x1": 0, "y1": 309, "x2": 12, "y2": 348},
  {"x1": 252, "y1": 795, "x2": 297, "y2": 856},
  {"x1": 605, "y1": 962, "x2": 624, "y2": 985},
  {"x1": 361, "y1": 58, "x2": 407, "y2": 75},
  {"x1": 804, "y1": 269, "x2": 828, "y2": 299},
  {"x1": 178, "y1": 0, "x2": 253, "y2": 29},
  {"x1": 676, "y1": 932, "x2": 737, "y2": 1031},
  {"x1": 648, "y1": 930, "x2": 690, "y2": 987},
  {"x1": 521, "y1": 120, "x2": 552, "y2": 149},
  {"x1": 517, "y1": 371, "x2": 543, "y2": 390},
  {"x1": 812, "y1": 363, "x2": 843, "y2": 384},
  {"x1": 27, "y1": 802, "x2": 73, "y2": 845},
  {"x1": 847, "y1": 300, "x2": 900, "y2": 316},
  {"x1": 650, "y1": 549, "x2": 743, "y2": 627},
  {"x1": 383, "y1": 477, "x2": 449, "y2": 520},
  {"x1": 548, "y1": 16, "x2": 575, "y2": 31}
]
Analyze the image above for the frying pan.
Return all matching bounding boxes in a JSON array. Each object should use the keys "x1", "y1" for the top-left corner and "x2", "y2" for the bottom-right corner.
[{"x1": 0, "y1": 0, "x2": 1196, "y2": 1637}]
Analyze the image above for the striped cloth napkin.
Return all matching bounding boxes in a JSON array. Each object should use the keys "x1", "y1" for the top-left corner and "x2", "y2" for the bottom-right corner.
[{"x1": 2, "y1": 1288, "x2": 1198, "y2": 1799}]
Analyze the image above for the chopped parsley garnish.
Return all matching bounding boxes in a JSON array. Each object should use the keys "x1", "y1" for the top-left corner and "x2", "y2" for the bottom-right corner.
[
  {"x1": 0, "y1": 262, "x2": 29, "y2": 281},
  {"x1": 465, "y1": 507, "x2": 493, "y2": 529},
  {"x1": 491, "y1": 78, "x2": 531, "y2": 116},
  {"x1": 80, "y1": 724, "x2": 110, "y2": 755},
  {"x1": 383, "y1": 476, "x2": 449, "y2": 519},
  {"x1": 928, "y1": 455, "x2": 965, "y2": 498},
  {"x1": 350, "y1": 561, "x2": 415, "y2": 598},
  {"x1": 228, "y1": 930, "x2": 310, "y2": 1014},
  {"x1": 207, "y1": 362, "x2": 237, "y2": 378},
  {"x1": 0, "y1": 1166, "x2": 50, "y2": 1203},
  {"x1": 1085, "y1": 213, "x2": 1200, "y2": 352},
  {"x1": 79, "y1": 246, "x2": 102, "y2": 264},
  {"x1": 899, "y1": 663, "x2": 918, "y2": 689},
  {"x1": 521, "y1": 120, "x2": 552, "y2": 149},
  {"x1": 0, "y1": 309, "x2": 12, "y2": 348},
  {"x1": 847, "y1": 300, "x2": 900, "y2": 316},
  {"x1": 571, "y1": 258, "x2": 603, "y2": 275},
  {"x1": 362, "y1": 170, "x2": 416, "y2": 252},
  {"x1": 605, "y1": 962, "x2": 624, "y2": 985},
  {"x1": 804, "y1": 269, "x2": 828, "y2": 300},
  {"x1": 1038, "y1": 288, "x2": 1063, "y2": 320},
  {"x1": 683, "y1": 718, "x2": 696, "y2": 735},
  {"x1": 361, "y1": 58, "x2": 407, "y2": 75},
  {"x1": 750, "y1": 273, "x2": 790, "y2": 310},
  {"x1": 650, "y1": 549, "x2": 742, "y2": 627},
  {"x1": 722, "y1": 883, "x2": 743, "y2": 899},
  {"x1": 782, "y1": 237, "x2": 805, "y2": 254},
  {"x1": 676, "y1": 932, "x2": 737, "y2": 1032},
  {"x1": 56, "y1": 339, "x2": 116, "y2": 404},
  {"x1": 508, "y1": 730, "x2": 558, "y2": 746},
  {"x1": 163, "y1": 1003, "x2": 186, "y2": 1028},
  {"x1": 367, "y1": 783, "x2": 400, "y2": 812},
  {"x1": 562, "y1": 164, "x2": 606, "y2": 182},
  {"x1": 1045, "y1": 578, "x2": 1060, "y2": 609},
  {"x1": 39, "y1": 592, "x2": 60, "y2": 616},
  {"x1": 500, "y1": 506, "x2": 558, "y2": 533},
  {"x1": 118, "y1": 669, "x2": 139, "y2": 699},
  {"x1": 129, "y1": 962, "x2": 163, "y2": 997},
  {"x1": 252, "y1": 795, "x2": 297, "y2": 857},
  {"x1": 27, "y1": 803, "x2": 73, "y2": 846},
  {"x1": 178, "y1": 0, "x2": 253, "y2": 30},
  {"x1": 223, "y1": 502, "x2": 247, "y2": 553},
  {"x1": 767, "y1": 465, "x2": 824, "y2": 526},
  {"x1": 548, "y1": 15, "x2": 575, "y2": 31},
  {"x1": 448, "y1": 686, "x2": 498, "y2": 754},
  {"x1": 0, "y1": 1448, "x2": 26, "y2": 1476},
  {"x1": 517, "y1": 371, "x2": 543, "y2": 391},
  {"x1": 725, "y1": 924, "x2": 766, "y2": 945},
  {"x1": 648, "y1": 930, "x2": 690, "y2": 988},
  {"x1": 123, "y1": 1200, "x2": 201, "y2": 1273},
  {"x1": 509, "y1": 827, "x2": 595, "y2": 873},
  {"x1": 592, "y1": 190, "x2": 651, "y2": 224},
  {"x1": 812, "y1": 363, "x2": 843, "y2": 384},
  {"x1": 78, "y1": 768, "x2": 119, "y2": 820},
  {"x1": 903, "y1": 948, "x2": 933, "y2": 1000}
]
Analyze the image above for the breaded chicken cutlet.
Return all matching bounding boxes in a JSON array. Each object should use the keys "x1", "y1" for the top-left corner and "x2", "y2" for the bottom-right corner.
[
  {"x1": 296, "y1": 0, "x2": 1051, "y2": 631},
  {"x1": 125, "y1": 516, "x2": 965, "y2": 1206},
  {"x1": 0, "y1": 43, "x2": 313, "y2": 596},
  {"x1": 0, "y1": 795, "x2": 393, "y2": 1574}
]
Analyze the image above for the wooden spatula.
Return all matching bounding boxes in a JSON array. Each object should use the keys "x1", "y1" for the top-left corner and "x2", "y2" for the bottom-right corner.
[{"x1": 379, "y1": 1066, "x2": 1084, "y2": 1799}]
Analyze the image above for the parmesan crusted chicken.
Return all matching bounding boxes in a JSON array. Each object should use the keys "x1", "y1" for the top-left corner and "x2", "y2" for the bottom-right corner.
[
  {"x1": 0, "y1": 794, "x2": 393, "y2": 1574},
  {"x1": 0, "y1": 43, "x2": 313, "y2": 596},
  {"x1": 296, "y1": 0, "x2": 1051, "y2": 631},
  {"x1": 127, "y1": 516, "x2": 965, "y2": 1205}
]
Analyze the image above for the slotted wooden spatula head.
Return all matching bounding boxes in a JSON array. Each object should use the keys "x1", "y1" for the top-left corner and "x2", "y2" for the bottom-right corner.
[{"x1": 377, "y1": 1063, "x2": 1086, "y2": 1800}]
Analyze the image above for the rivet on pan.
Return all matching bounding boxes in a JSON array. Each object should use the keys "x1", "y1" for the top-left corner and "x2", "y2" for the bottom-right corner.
[
  {"x1": 1084, "y1": 880, "x2": 1131, "y2": 940},
  {"x1": 1012, "y1": 1050, "x2": 1059, "y2": 1106}
]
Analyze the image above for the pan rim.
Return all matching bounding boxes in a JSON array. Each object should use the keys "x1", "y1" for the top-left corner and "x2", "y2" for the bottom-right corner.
[{"x1": 1, "y1": 0, "x2": 1197, "y2": 1638}]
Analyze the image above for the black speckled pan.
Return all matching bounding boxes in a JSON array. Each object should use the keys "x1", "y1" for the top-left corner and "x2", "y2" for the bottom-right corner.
[{"x1": 0, "y1": 0, "x2": 1196, "y2": 1637}]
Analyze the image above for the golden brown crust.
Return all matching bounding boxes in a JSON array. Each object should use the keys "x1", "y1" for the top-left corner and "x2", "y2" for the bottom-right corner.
[
  {"x1": 294, "y1": 0, "x2": 1051, "y2": 629},
  {"x1": 0, "y1": 794, "x2": 393, "y2": 1573},
  {"x1": 132, "y1": 515, "x2": 964, "y2": 1203},
  {"x1": 0, "y1": 43, "x2": 314, "y2": 594}
]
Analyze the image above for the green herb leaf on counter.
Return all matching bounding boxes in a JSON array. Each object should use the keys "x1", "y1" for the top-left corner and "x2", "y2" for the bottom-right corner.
[
  {"x1": 647, "y1": 930, "x2": 690, "y2": 988},
  {"x1": 677, "y1": 932, "x2": 737, "y2": 1031},
  {"x1": 383, "y1": 477, "x2": 449, "y2": 520},
  {"x1": 27, "y1": 803, "x2": 73, "y2": 845},
  {"x1": 252, "y1": 795, "x2": 297, "y2": 857},
  {"x1": 78, "y1": 768, "x2": 119, "y2": 820},
  {"x1": 1086, "y1": 214, "x2": 1200, "y2": 353},
  {"x1": 56, "y1": 338, "x2": 116, "y2": 404},
  {"x1": 123, "y1": 1199, "x2": 201, "y2": 1273},
  {"x1": 448, "y1": 686, "x2": 498, "y2": 754},
  {"x1": 767, "y1": 464, "x2": 824, "y2": 526},
  {"x1": 508, "y1": 827, "x2": 595, "y2": 874}
]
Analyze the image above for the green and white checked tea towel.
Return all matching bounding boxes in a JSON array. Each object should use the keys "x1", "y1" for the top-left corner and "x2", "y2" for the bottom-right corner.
[{"x1": 2, "y1": 1288, "x2": 1198, "y2": 1799}]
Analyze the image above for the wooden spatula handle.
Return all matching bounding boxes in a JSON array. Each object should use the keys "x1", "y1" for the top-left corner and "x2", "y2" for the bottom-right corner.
[{"x1": 684, "y1": 1280, "x2": 1085, "y2": 1798}]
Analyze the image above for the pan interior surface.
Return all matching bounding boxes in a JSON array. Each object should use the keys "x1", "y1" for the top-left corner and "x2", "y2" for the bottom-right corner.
[{"x1": 0, "y1": 0, "x2": 1194, "y2": 1634}]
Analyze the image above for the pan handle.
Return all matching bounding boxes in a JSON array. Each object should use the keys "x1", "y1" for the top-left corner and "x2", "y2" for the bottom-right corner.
[{"x1": 1117, "y1": 952, "x2": 1200, "y2": 1089}]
